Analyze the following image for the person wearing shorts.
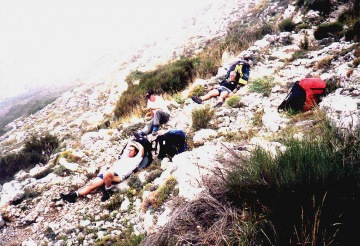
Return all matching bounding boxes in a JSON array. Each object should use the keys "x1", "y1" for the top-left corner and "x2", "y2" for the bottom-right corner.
[
  {"x1": 191, "y1": 71, "x2": 241, "y2": 107},
  {"x1": 60, "y1": 141, "x2": 144, "y2": 203}
]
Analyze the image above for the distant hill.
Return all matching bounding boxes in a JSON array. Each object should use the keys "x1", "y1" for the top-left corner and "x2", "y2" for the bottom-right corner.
[{"x1": 0, "y1": 82, "x2": 82, "y2": 136}]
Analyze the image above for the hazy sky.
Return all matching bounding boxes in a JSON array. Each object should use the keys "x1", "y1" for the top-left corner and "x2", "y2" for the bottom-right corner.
[{"x1": 0, "y1": 0, "x2": 213, "y2": 99}]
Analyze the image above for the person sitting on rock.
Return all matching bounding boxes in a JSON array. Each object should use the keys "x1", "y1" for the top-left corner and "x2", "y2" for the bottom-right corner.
[
  {"x1": 133, "y1": 89, "x2": 170, "y2": 138},
  {"x1": 60, "y1": 141, "x2": 144, "y2": 203},
  {"x1": 191, "y1": 71, "x2": 242, "y2": 107}
]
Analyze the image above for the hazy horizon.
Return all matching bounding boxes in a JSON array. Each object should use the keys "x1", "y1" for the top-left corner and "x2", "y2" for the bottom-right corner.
[{"x1": 0, "y1": 0, "x2": 216, "y2": 100}]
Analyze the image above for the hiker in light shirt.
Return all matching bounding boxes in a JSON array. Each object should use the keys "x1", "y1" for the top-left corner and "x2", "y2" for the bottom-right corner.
[
  {"x1": 133, "y1": 89, "x2": 170, "y2": 137},
  {"x1": 60, "y1": 141, "x2": 144, "y2": 203}
]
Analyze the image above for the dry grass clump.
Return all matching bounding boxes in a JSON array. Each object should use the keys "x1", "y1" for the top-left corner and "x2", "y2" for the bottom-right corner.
[
  {"x1": 141, "y1": 191, "x2": 270, "y2": 246},
  {"x1": 142, "y1": 175, "x2": 271, "y2": 245}
]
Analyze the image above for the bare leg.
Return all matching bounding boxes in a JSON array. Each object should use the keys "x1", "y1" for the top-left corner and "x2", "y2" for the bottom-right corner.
[
  {"x1": 200, "y1": 89, "x2": 220, "y2": 102},
  {"x1": 103, "y1": 170, "x2": 120, "y2": 188},
  {"x1": 78, "y1": 177, "x2": 104, "y2": 196},
  {"x1": 218, "y1": 91, "x2": 229, "y2": 103}
]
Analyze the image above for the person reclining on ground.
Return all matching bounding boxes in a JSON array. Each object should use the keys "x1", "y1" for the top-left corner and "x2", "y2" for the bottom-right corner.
[
  {"x1": 133, "y1": 89, "x2": 170, "y2": 138},
  {"x1": 191, "y1": 71, "x2": 243, "y2": 107},
  {"x1": 60, "y1": 141, "x2": 144, "y2": 203}
]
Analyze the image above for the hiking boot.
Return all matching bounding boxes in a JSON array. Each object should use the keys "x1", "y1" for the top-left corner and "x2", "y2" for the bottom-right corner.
[
  {"x1": 133, "y1": 131, "x2": 145, "y2": 139},
  {"x1": 191, "y1": 96, "x2": 203, "y2": 104},
  {"x1": 214, "y1": 101, "x2": 223, "y2": 108},
  {"x1": 101, "y1": 190, "x2": 111, "y2": 202},
  {"x1": 60, "y1": 192, "x2": 77, "y2": 203}
]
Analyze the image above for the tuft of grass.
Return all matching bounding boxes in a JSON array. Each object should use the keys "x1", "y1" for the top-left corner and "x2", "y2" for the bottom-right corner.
[
  {"x1": 353, "y1": 57, "x2": 360, "y2": 67},
  {"x1": 226, "y1": 95, "x2": 243, "y2": 108},
  {"x1": 127, "y1": 174, "x2": 143, "y2": 192},
  {"x1": 253, "y1": 110, "x2": 265, "y2": 127},
  {"x1": 104, "y1": 193, "x2": 124, "y2": 211},
  {"x1": 142, "y1": 176, "x2": 177, "y2": 211},
  {"x1": 249, "y1": 76, "x2": 274, "y2": 97},
  {"x1": 94, "y1": 226, "x2": 144, "y2": 246},
  {"x1": 299, "y1": 32, "x2": 310, "y2": 50},
  {"x1": 295, "y1": 23, "x2": 311, "y2": 31},
  {"x1": 316, "y1": 55, "x2": 334, "y2": 69},
  {"x1": 191, "y1": 106, "x2": 215, "y2": 131},
  {"x1": 286, "y1": 50, "x2": 308, "y2": 63},
  {"x1": 188, "y1": 85, "x2": 206, "y2": 98},
  {"x1": 172, "y1": 93, "x2": 186, "y2": 105},
  {"x1": 53, "y1": 165, "x2": 73, "y2": 177},
  {"x1": 53, "y1": 150, "x2": 80, "y2": 166},
  {"x1": 278, "y1": 18, "x2": 296, "y2": 32}
]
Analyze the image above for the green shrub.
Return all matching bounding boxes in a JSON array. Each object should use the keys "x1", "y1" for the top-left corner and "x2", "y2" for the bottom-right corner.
[
  {"x1": 345, "y1": 19, "x2": 360, "y2": 41},
  {"x1": 127, "y1": 174, "x2": 143, "y2": 192},
  {"x1": 191, "y1": 106, "x2": 215, "y2": 131},
  {"x1": 314, "y1": 22, "x2": 343, "y2": 40},
  {"x1": 0, "y1": 134, "x2": 59, "y2": 184},
  {"x1": 297, "y1": 0, "x2": 332, "y2": 15},
  {"x1": 173, "y1": 93, "x2": 186, "y2": 105},
  {"x1": 114, "y1": 58, "x2": 196, "y2": 118},
  {"x1": 278, "y1": 18, "x2": 295, "y2": 32},
  {"x1": 124, "y1": 70, "x2": 144, "y2": 86},
  {"x1": 225, "y1": 125, "x2": 360, "y2": 245},
  {"x1": 104, "y1": 193, "x2": 124, "y2": 211},
  {"x1": 188, "y1": 85, "x2": 206, "y2": 98},
  {"x1": 53, "y1": 165, "x2": 73, "y2": 177},
  {"x1": 226, "y1": 95, "x2": 242, "y2": 108},
  {"x1": 249, "y1": 76, "x2": 274, "y2": 96},
  {"x1": 295, "y1": 23, "x2": 311, "y2": 31}
]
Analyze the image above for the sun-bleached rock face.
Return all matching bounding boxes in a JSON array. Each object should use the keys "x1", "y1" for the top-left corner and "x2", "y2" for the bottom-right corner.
[
  {"x1": 0, "y1": 181, "x2": 25, "y2": 205},
  {"x1": 1, "y1": 0, "x2": 360, "y2": 245}
]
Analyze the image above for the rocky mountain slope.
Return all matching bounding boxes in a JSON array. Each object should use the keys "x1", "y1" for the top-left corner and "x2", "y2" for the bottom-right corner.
[{"x1": 0, "y1": 0, "x2": 359, "y2": 245}]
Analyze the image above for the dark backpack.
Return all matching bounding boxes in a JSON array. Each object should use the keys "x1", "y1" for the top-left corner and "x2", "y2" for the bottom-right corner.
[
  {"x1": 278, "y1": 81, "x2": 306, "y2": 112},
  {"x1": 153, "y1": 130, "x2": 187, "y2": 160},
  {"x1": 120, "y1": 137, "x2": 153, "y2": 172},
  {"x1": 224, "y1": 60, "x2": 251, "y2": 86}
]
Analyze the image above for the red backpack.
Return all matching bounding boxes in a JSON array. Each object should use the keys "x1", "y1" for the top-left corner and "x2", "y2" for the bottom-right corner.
[
  {"x1": 299, "y1": 78, "x2": 326, "y2": 111},
  {"x1": 278, "y1": 78, "x2": 326, "y2": 112}
]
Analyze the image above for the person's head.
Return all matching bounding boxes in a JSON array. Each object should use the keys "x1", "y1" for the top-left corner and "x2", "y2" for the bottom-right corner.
[
  {"x1": 145, "y1": 89, "x2": 155, "y2": 99},
  {"x1": 229, "y1": 71, "x2": 237, "y2": 80},
  {"x1": 127, "y1": 144, "x2": 139, "y2": 157}
]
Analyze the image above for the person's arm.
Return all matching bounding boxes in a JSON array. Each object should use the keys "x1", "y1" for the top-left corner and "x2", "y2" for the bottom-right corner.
[{"x1": 229, "y1": 84, "x2": 241, "y2": 97}]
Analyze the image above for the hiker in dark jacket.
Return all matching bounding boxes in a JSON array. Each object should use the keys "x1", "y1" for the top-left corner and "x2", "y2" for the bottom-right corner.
[{"x1": 191, "y1": 71, "x2": 242, "y2": 107}]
